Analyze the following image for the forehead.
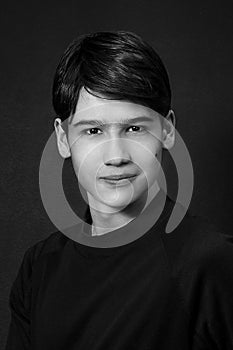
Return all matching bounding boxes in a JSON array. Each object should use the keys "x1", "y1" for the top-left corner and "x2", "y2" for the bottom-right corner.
[{"x1": 70, "y1": 87, "x2": 160, "y2": 125}]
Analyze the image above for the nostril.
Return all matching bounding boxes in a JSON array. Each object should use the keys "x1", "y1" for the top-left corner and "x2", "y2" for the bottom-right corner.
[{"x1": 104, "y1": 158, "x2": 130, "y2": 166}]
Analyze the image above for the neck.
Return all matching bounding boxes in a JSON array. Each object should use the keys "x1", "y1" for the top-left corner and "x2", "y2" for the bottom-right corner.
[{"x1": 89, "y1": 182, "x2": 160, "y2": 236}]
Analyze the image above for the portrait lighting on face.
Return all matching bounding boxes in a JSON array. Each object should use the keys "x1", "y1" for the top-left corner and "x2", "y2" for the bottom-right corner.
[{"x1": 41, "y1": 30, "x2": 193, "y2": 243}]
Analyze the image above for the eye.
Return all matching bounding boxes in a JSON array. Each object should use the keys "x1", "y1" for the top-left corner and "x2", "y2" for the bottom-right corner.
[
  {"x1": 85, "y1": 125, "x2": 145, "y2": 136},
  {"x1": 86, "y1": 128, "x2": 102, "y2": 135},
  {"x1": 127, "y1": 126, "x2": 144, "y2": 133}
]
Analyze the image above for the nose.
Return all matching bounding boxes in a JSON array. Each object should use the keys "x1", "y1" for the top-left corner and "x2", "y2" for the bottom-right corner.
[{"x1": 103, "y1": 137, "x2": 131, "y2": 166}]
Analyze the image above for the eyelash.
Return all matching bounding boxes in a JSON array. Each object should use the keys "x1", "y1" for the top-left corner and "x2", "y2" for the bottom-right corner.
[{"x1": 85, "y1": 126, "x2": 145, "y2": 135}]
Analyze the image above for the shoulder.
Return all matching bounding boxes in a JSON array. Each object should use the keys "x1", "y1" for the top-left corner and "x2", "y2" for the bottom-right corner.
[
  {"x1": 23, "y1": 230, "x2": 70, "y2": 268},
  {"x1": 12, "y1": 231, "x2": 69, "y2": 289},
  {"x1": 8, "y1": 231, "x2": 68, "y2": 316},
  {"x1": 161, "y1": 212, "x2": 233, "y2": 345},
  {"x1": 160, "y1": 212, "x2": 233, "y2": 277}
]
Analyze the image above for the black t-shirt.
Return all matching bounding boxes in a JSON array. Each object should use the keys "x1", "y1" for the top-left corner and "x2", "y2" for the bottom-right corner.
[{"x1": 5, "y1": 193, "x2": 233, "y2": 349}]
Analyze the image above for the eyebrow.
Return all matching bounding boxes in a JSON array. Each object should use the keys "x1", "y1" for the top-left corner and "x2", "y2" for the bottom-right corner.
[{"x1": 72, "y1": 116, "x2": 154, "y2": 127}]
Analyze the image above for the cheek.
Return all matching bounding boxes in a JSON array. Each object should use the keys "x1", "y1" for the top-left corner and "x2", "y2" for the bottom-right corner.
[
  {"x1": 140, "y1": 157, "x2": 161, "y2": 183},
  {"x1": 135, "y1": 145, "x2": 162, "y2": 189},
  {"x1": 134, "y1": 140, "x2": 161, "y2": 169},
  {"x1": 70, "y1": 147, "x2": 98, "y2": 186}
]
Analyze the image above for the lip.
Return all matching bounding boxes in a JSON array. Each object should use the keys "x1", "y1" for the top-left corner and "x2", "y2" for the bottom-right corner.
[
  {"x1": 100, "y1": 175, "x2": 137, "y2": 185},
  {"x1": 100, "y1": 174, "x2": 137, "y2": 180}
]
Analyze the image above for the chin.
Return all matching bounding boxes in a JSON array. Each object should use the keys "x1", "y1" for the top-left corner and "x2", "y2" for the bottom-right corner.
[{"x1": 103, "y1": 191, "x2": 144, "y2": 209}]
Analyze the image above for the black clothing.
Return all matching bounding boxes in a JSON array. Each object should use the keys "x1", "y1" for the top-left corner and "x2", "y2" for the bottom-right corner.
[{"x1": 5, "y1": 193, "x2": 233, "y2": 349}]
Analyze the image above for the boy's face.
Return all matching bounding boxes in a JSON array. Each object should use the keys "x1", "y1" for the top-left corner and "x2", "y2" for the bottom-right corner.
[{"x1": 55, "y1": 87, "x2": 173, "y2": 214}]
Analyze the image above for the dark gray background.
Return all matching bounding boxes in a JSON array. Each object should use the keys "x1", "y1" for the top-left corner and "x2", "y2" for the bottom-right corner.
[{"x1": 1, "y1": 0, "x2": 232, "y2": 348}]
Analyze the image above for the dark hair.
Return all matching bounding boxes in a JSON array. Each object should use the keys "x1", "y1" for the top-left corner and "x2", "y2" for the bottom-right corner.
[{"x1": 52, "y1": 30, "x2": 171, "y2": 132}]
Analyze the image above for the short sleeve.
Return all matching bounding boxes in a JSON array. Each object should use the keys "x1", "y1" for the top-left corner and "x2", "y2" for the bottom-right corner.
[{"x1": 5, "y1": 247, "x2": 34, "y2": 350}]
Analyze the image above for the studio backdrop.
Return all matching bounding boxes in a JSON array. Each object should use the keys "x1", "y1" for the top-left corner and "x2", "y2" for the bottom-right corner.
[{"x1": 1, "y1": 1, "x2": 232, "y2": 349}]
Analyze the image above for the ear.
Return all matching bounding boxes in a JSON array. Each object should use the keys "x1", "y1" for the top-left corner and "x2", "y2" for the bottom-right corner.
[
  {"x1": 161, "y1": 110, "x2": 176, "y2": 150},
  {"x1": 54, "y1": 118, "x2": 71, "y2": 158}
]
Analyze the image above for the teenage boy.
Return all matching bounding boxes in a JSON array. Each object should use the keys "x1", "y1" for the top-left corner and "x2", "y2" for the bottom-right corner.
[{"x1": 5, "y1": 31, "x2": 233, "y2": 350}]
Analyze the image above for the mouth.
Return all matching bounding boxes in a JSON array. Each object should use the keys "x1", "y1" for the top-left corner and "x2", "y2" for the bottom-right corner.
[{"x1": 100, "y1": 175, "x2": 137, "y2": 185}]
